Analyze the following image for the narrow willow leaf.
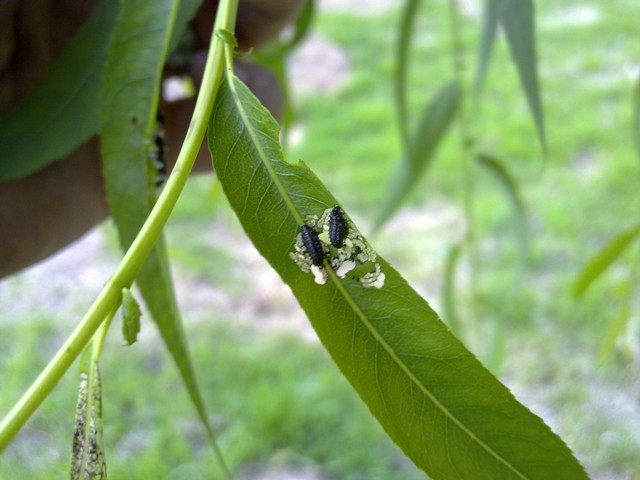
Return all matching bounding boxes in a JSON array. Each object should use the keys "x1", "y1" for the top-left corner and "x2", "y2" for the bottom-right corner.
[
  {"x1": 71, "y1": 342, "x2": 106, "y2": 480},
  {"x1": 0, "y1": 0, "x2": 203, "y2": 182},
  {"x1": 209, "y1": 74, "x2": 588, "y2": 480},
  {"x1": 375, "y1": 81, "x2": 460, "y2": 229},
  {"x1": 485, "y1": 318, "x2": 506, "y2": 375},
  {"x1": 476, "y1": 153, "x2": 529, "y2": 263},
  {"x1": 100, "y1": 1, "x2": 228, "y2": 474},
  {"x1": 633, "y1": 71, "x2": 640, "y2": 162},
  {"x1": 170, "y1": 0, "x2": 205, "y2": 52},
  {"x1": 499, "y1": 0, "x2": 546, "y2": 152},
  {"x1": 252, "y1": 0, "x2": 314, "y2": 146},
  {"x1": 121, "y1": 288, "x2": 141, "y2": 346},
  {"x1": 0, "y1": 0, "x2": 120, "y2": 182},
  {"x1": 283, "y1": 0, "x2": 315, "y2": 52},
  {"x1": 443, "y1": 243, "x2": 463, "y2": 337},
  {"x1": 395, "y1": 0, "x2": 421, "y2": 145},
  {"x1": 254, "y1": 53, "x2": 295, "y2": 147},
  {"x1": 474, "y1": 0, "x2": 500, "y2": 95},
  {"x1": 597, "y1": 282, "x2": 631, "y2": 363},
  {"x1": 572, "y1": 223, "x2": 640, "y2": 297}
]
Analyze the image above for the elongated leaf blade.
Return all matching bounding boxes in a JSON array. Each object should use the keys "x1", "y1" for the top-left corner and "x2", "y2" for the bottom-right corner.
[
  {"x1": 597, "y1": 282, "x2": 631, "y2": 363},
  {"x1": 71, "y1": 343, "x2": 106, "y2": 480},
  {"x1": 573, "y1": 223, "x2": 640, "y2": 297},
  {"x1": 170, "y1": 0, "x2": 205, "y2": 51},
  {"x1": 476, "y1": 153, "x2": 529, "y2": 263},
  {"x1": 442, "y1": 243, "x2": 463, "y2": 337},
  {"x1": 0, "y1": 0, "x2": 202, "y2": 183},
  {"x1": 395, "y1": 0, "x2": 421, "y2": 145},
  {"x1": 376, "y1": 81, "x2": 460, "y2": 229},
  {"x1": 633, "y1": 70, "x2": 640, "y2": 162},
  {"x1": 474, "y1": 0, "x2": 500, "y2": 95},
  {"x1": 0, "y1": 0, "x2": 120, "y2": 182},
  {"x1": 209, "y1": 74, "x2": 588, "y2": 480},
  {"x1": 499, "y1": 0, "x2": 546, "y2": 152},
  {"x1": 100, "y1": 1, "x2": 228, "y2": 474},
  {"x1": 284, "y1": 0, "x2": 315, "y2": 52}
]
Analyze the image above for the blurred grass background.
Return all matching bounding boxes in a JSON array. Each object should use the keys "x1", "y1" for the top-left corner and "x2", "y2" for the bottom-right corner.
[{"x1": 1, "y1": 0, "x2": 640, "y2": 478}]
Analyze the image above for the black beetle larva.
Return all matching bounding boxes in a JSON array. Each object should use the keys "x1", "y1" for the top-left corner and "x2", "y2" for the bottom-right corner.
[
  {"x1": 150, "y1": 112, "x2": 167, "y2": 187},
  {"x1": 328, "y1": 205, "x2": 347, "y2": 248},
  {"x1": 153, "y1": 134, "x2": 167, "y2": 186},
  {"x1": 300, "y1": 225, "x2": 325, "y2": 266}
]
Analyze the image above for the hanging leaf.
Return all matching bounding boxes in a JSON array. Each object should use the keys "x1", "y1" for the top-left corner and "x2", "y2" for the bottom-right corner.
[
  {"x1": 476, "y1": 153, "x2": 529, "y2": 264},
  {"x1": 0, "y1": 0, "x2": 203, "y2": 183},
  {"x1": 442, "y1": 242, "x2": 463, "y2": 337},
  {"x1": 0, "y1": 0, "x2": 120, "y2": 182},
  {"x1": 208, "y1": 73, "x2": 588, "y2": 480},
  {"x1": 597, "y1": 281, "x2": 632, "y2": 363},
  {"x1": 395, "y1": 0, "x2": 421, "y2": 145},
  {"x1": 484, "y1": 317, "x2": 507, "y2": 375},
  {"x1": 170, "y1": 0, "x2": 205, "y2": 52},
  {"x1": 283, "y1": 0, "x2": 315, "y2": 52},
  {"x1": 633, "y1": 70, "x2": 640, "y2": 162},
  {"x1": 70, "y1": 337, "x2": 107, "y2": 480},
  {"x1": 252, "y1": 0, "x2": 314, "y2": 147},
  {"x1": 121, "y1": 288, "x2": 142, "y2": 346},
  {"x1": 375, "y1": 81, "x2": 460, "y2": 229},
  {"x1": 474, "y1": 0, "x2": 501, "y2": 95},
  {"x1": 499, "y1": 0, "x2": 546, "y2": 152},
  {"x1": 100, "y1": 0, "x2": 228, "y2": 475},
  {"x1": 572, "y1": 223, "x2": 640, "y2": 297}
]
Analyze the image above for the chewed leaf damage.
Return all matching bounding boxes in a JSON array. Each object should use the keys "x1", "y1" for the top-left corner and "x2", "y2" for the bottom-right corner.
[{"x1": 289, "y1": 206, "x2": 385, "y2": 288}]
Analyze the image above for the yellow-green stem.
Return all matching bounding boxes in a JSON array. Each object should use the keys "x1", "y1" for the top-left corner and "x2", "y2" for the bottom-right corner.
[{"x1": 0, "y1": 0, "x2": 239, "y2": 452}]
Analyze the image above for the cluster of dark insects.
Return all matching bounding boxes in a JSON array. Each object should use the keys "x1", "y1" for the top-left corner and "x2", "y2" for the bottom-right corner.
[
  {"x1": 147, "y1": 112, "x2": 167, "y2": 188},
  {"x1": 290, "y1": 206, "x2": 385, "y2": 288}
]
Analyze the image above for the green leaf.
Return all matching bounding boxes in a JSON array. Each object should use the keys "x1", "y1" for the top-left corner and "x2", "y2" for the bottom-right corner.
[
  {"x1": 121, "y1": 288, "x2": 141, "y2": 346},
  {"x1": 485, "y1": 318, "x2": 506, "y2": 375},
  {"x1": 442, "y1": 243, "x2": 463, "y2": 337},
  {"x1": 633, "y1": 70, "x2": 640, "y2": 162},
  {"x1": 209, "y1": 73, "x2": 588, "y2": 480},
  {"x1": 395, "y1": 0, "x2": 421, "y2": 145},
  {"x1": 476, "y1": 153, "x2": 529, "y2": 264},
  {"x1": 100, "y1": 0, "x2": 175, "y2": 245},
  {"x1": 71, "y1": 338, "x2": 107, "y2": 480},
  {"x1": 597, "y1": 281, "x2": 632, "y2": 363},
  {"x1": 170, "y1": 0, "x2": 205, "y2": 52},
  {"x1": 573, "y1": 223, "x2": 640, "y2": 297},
  {"x1": 499, "y1": 0, "x2": 546, "y2": 152},
  {"x1": 216, "y1": 29, "x2": 238, "y2": 46},
  {"x1": 100, "y1": 1, "x2": 229, "y2": 476},
  {"x1": 0, "y1": 0, "x2": 120, "y2": 182},
  {"x1": 474, "y1": 0, "x2": 500, "y2": 95},
  {"x1": 375, "y1": 81, "x2": 460, "y2": 229},
  {"x1": 252, "y1": 0, "x2": 314, "y2": 147},
  {"x1": 0, "y1": 0, "x2": 204, "y2": 183},
  {"x1": 283, "y1": 0, "x2": 315, "y2": 52}
]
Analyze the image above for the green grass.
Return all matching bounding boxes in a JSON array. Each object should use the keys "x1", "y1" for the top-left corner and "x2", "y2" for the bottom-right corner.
[
  {"x1": 0, "y1": 320, "x2": 424, "y2": 479},
  {"x1": 2, "y1": 0, "x2": 640, "y2": 478}
]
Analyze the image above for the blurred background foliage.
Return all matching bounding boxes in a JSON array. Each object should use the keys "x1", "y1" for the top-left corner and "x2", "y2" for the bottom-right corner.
[{"x1": 1, "y1": 0, "x2": 640, "y2": 478}]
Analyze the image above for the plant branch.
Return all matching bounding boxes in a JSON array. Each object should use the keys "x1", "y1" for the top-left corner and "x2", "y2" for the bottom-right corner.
[{"x1": 0, "y1": 0, "x2": 239, "y2": 452}]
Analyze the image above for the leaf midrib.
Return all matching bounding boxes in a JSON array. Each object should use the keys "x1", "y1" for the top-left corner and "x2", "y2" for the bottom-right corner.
[
  {"x1": 227, "y1": 74, "x2": 528, "y2": 479},
  {"x1": 226, "y1": 76, "x2": 304, "y2": 226}
]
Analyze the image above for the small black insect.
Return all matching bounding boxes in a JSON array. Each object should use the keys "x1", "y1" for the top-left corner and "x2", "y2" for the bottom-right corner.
[
  {"x1": 150, "y1": 112, "x2": 167, "y2": 187},
  {"x1": 152, "y1": 134, "x2": 167, "y2": 186},
  {"x1": 328, "y1": 205, "x2": 347, "y2": 248},
  {"x1": 300, "y1": 225, "x2": 325, "y2": 266}
]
